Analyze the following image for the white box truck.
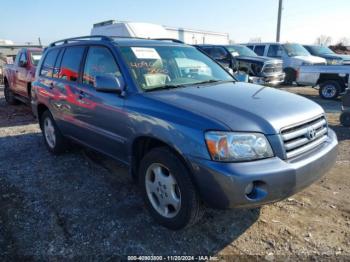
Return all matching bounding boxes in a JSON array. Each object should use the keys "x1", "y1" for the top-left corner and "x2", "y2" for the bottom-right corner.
[{"x1": 91, "y1": 20, "x2": 170, "y2": 39}]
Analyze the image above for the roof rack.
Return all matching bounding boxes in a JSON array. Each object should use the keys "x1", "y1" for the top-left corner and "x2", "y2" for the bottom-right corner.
[
  {"x1": 49, "y1": 35, "x2": 114, "y2": 47},
  {"x1": 152, "y1": 38, "x2": 184, "y2": 44},
  {"x1": 48, "y1": 36, "x2": 185, "y2": 47}
]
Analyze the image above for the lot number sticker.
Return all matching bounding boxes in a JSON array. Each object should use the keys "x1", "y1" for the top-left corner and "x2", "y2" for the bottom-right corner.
[{"x1": 131, "y1": 47, "x2": 161, "y2": 59}]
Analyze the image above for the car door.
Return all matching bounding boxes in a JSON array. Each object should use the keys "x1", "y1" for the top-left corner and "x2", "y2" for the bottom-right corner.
[
  {"x1": 73, "y1": 45, "x2": 128, "y2": 162},
  {"x1": 15, "y1": 51, "x2": 28, "y2": 96},
  {"x1": 51, "y1": 45, "x2": 87, "y2": 138}
]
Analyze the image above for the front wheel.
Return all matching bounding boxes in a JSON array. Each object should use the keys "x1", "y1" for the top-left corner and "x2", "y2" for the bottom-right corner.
[
  {"x1": 340, "y1": 112, "x2": 350, "y2": 127},
  {"x1": 139, "y1": 147, "x2": 203, "y2": 230},
  {"x1": 4, "y1": 81, "x2": 18, "y2": 105},
  {"x1": 283, "y1": 68, "x2": 296, "y2": 85},
  {"x1": 319, "y1": 81, "x2": 341, "y2": 100},
  {"x1": 40, "y1": 110, "x2": 68, "y2": 154}
]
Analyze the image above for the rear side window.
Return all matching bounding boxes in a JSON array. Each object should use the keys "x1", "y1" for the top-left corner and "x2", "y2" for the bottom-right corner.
[
  {"x1": 58, "y1": 46, "x2": 85, "y2": 82},
  {"x1": 40, "y1": 49, "x2": 59, "y2": 77},
  {"x1": 254, "y1": 45, "x2": 265, "y2": 56},
  {"x1": 83, "y1": 46, "x2": 121, "y2": 87}
]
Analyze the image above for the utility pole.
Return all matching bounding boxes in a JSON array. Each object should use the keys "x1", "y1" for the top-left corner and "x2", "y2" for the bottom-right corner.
[{"x1": 276, "y1": 0, "x2": 283, "y2": 42}]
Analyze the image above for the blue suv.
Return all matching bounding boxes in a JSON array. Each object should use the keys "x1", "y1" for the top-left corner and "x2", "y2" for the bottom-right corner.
[{"x1": 31, "y1": 36, "x2": 338, "y2": 229}]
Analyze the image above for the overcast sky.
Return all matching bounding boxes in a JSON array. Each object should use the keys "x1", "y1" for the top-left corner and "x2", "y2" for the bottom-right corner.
[{"x1": 1, "y1": 0, "x2": 349, "y2": 45}]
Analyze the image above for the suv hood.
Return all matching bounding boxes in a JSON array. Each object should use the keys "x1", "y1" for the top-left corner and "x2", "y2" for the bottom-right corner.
[
  {"x1": 293, "y1": 55, "x2": 326, "y2": 64},
  {"x1": 321, "y1": 53, "x2": 350, "y2": 61},
  {"x1": 237, "y1": 56, "x2": 281, "y2": 64},
  {"x1": 147, "y1": 82, "x2": 324, "y2": 134}
]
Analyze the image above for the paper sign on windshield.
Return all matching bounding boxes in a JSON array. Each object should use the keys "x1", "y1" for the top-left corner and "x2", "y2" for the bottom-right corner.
[{"x1": 131, "y1": 47, "x2": 161, "y2": 59}]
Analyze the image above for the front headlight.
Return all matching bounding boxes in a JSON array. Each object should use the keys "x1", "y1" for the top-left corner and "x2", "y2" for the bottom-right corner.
[
  {"x1": 326, "y1": 59, "x2": 343, "y2": 65},
  {"x1": 205, "y1": 131, "x2": 274, "y2": 162}
]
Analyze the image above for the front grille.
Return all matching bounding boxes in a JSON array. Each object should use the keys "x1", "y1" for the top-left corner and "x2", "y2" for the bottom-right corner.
[
  {"x1": 313, "y1": 62, "x2": 327, "y2": 66},
  {"x1": 281, "y1": 116, "x2": 328, "y2": 159},
  {"x1": 262, "y1": 63, "x2": 283, "y2": 74}
]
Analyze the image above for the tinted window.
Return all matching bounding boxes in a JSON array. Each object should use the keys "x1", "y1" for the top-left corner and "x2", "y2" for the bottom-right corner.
[
  {"x1": 247, "y1": 45, "x2": 254, "y2": 50},
  {"x1": 52, "y1": 49, "x2": 64, "y2": 78},
  {"x1": 254, "y1": 45, "x2": 265, "y2": 56},
  {"x1": 200, "y1": 47, "x2": 212, "y2": 56},
  {"x1": 267, "y1": 45, "x2": 283, "y2": 57},
  {"x1": 59, "y1": 46, "x2": 85, "y2": 82},
  {"x1": 40, "y1": 49, "x2": 59, "y2": 77},
  {"x1": 210, "y1": 47, "x2": 228, "y2": 60},
  {"x1": 83, "y1": 46, "x2": 121, "y2": 87}
]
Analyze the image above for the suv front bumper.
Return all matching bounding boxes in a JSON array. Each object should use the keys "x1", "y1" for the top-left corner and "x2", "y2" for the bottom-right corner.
[
  {"x1": 250, "y1": 73, "x2": 285, "y2": 86},
  {"x1": 188, "y1": 129, "x2": 338, "y2": 209}
]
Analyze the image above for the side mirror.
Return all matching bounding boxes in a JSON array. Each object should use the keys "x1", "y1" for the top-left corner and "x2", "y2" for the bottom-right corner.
[
  {"x1": 94, "y1": 74, "x2": 125, "y2": 93},
  {"x1": 19, "y1": 60, "x2": 27, "y2": 67}
]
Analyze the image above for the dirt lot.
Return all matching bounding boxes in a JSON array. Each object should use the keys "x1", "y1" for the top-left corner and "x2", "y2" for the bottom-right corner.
[{"x1": 0, "y1": 85, "x2": 349, "y2": 260}]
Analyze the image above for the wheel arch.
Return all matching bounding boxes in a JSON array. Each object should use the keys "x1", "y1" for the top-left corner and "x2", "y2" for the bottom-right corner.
[
  {"x1": 130, "y1": 136, "x2": 195, "y2": 183},
  {"x1": 317, "y1": 74, "x2": 348, "y2": 91},
  {"x1": 37, "y1": 103, "x2": 50, "y2": 128}
]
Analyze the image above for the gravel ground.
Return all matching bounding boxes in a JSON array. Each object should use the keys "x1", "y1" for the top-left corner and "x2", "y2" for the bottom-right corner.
[{"x1": 0, "y1": 85, "x2": 349, "y2": 260}]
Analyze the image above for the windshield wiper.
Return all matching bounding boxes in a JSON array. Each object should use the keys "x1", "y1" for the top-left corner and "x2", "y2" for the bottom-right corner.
[
  {"x1": 145, "y1": 84, "x2": 187, "y2": 92},
  {"x1": 194, "y1": 79, "x2": 236, "y2": 86},
  {"x1": 145, "y1": 79, "x2": 235, "y2": 92}
]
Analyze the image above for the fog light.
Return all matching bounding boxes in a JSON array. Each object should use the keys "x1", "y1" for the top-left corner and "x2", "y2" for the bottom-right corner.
[{"x1": 245, "y1": 182, "x2": 254, "y2": 195}]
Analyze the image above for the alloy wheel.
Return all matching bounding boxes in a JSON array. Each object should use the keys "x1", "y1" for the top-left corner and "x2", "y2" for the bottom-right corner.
[
  {"x1": 322, "y1": 85, "x2": 337, "y2": 98},
  {"x1": 145, "y1": 163, "x2": 181, "y2": 218}
]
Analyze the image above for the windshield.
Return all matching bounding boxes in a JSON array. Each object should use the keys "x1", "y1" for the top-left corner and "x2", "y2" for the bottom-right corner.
[
  {"x1": 308, "y1": 46, "x2": 334, "y2": 55},
  {"x1": 282, "y1": 44, "x2": 310, "y2": 57},
  {"x1": 30, "y1": 52, "x2": 42, "y2": 66},
  {"x1": 227, "y1": 45, "x2": 257, "y2": 57},
  {"x1": 119, "y1": 45, "x2": 234, "y2": 91}
]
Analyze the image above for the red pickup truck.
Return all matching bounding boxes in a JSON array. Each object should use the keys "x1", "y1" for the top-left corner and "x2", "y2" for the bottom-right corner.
[{"x1": 3, "y1": 48, "x2": 43, "y2": 105}]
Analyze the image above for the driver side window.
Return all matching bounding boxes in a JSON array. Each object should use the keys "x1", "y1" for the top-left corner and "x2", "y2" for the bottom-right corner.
[{"x1": 83, "y1": 46, "x2": 121, "y2": 87}]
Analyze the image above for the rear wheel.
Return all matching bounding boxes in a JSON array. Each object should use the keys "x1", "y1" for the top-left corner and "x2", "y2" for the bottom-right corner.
[
  {"x1": 319, "y1": 81, "x2": 341, "y2": 100},
  {"x1": 139, "y1": 147, "x2": 203, "y2": 230},
  {"x1": 40, "y1": 110, "x2": 68, "y2": 154},
  {"x1": 340, "y1": 112, "x2": 350, "y2": 127},
  {"x1": 4, "y1": 80, "x2": 18, "y2": 105}
]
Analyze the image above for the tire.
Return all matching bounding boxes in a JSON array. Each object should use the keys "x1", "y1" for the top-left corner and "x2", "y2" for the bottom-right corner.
[
  {"x1": 139, "y1": 147, "x2": 203, "y2": 230},
  {"x1": 319, "y1": 81, "x2": 341, "y2": 100},
  {"x1": 40, "y1": 110, "x2": 68, "y2": 154},
  {"x1": 4, "y1": 80, "x2": 18, "y2": 105},
  {"x1": 283, "y1": 68, "x2": 296, "y2": 85},
  {"x1": 340, "y1": 112, "x2": 350, "y2": 127}
]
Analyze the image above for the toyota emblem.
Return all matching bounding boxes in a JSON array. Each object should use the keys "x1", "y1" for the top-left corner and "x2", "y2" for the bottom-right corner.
[{"x1": 307, "y1": 127, "x2": 317, "y2": 140}]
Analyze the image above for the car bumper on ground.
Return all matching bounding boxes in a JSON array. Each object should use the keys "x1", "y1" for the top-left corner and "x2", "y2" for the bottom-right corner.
[{"x1": 188, "y1": 129, "x2": 338, "y2": 209}]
